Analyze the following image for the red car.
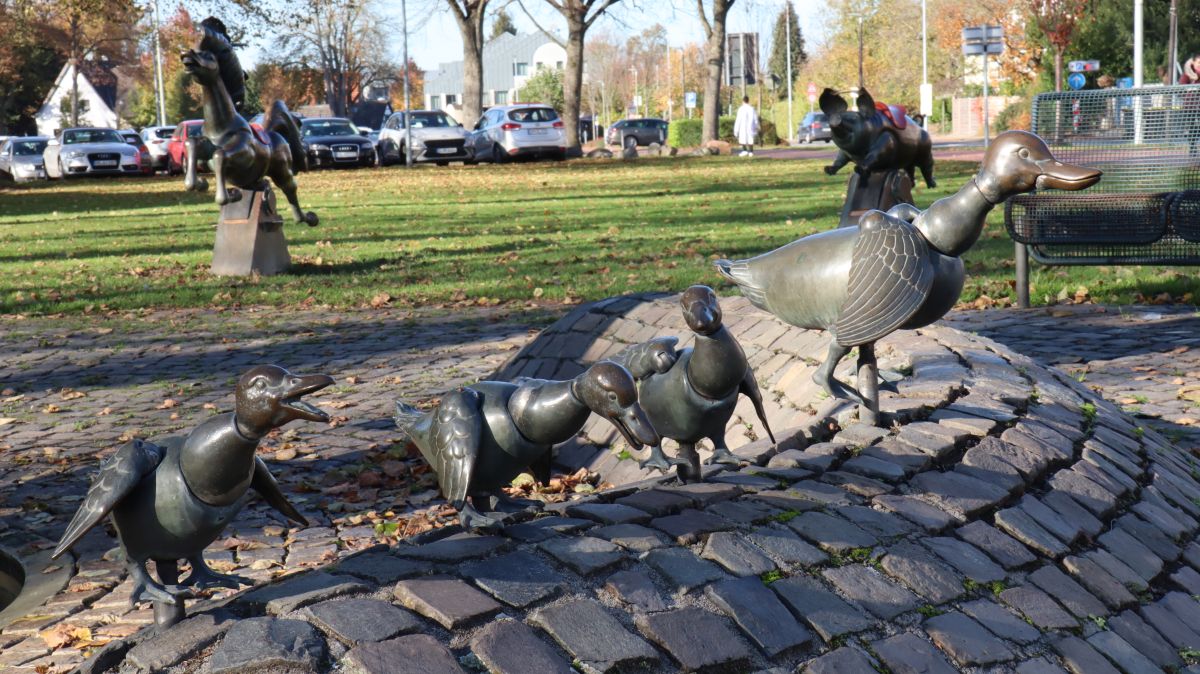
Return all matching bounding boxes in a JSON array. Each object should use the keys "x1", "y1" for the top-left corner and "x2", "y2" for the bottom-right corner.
[{"x1": 166, "y1": 120, "x2": 272, "y2": 175}]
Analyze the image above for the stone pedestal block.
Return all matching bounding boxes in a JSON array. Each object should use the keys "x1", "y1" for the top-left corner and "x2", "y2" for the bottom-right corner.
[{"x1": 212, "y1": 187, "x2": 290, "y2": 276}]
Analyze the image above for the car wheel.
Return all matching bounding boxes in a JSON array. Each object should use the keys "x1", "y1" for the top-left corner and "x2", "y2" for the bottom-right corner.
[{"x1": 491, "y1": 144, "x2": 506, "y2": 164}]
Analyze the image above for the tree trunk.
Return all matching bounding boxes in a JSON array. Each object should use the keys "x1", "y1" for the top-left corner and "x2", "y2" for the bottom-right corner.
[
  {"x1": 563, "y1": 17, "x2": 585, "y2": 152},
  {"x1": 701, "y1": 0, "x2": 733, "y2": 143},
  {"x1": 1054, "y1": 46, "x2": 1063, "y2": 92},
  {"x1": 462, "y1": 35, "x2": 483, "y2": 128}
]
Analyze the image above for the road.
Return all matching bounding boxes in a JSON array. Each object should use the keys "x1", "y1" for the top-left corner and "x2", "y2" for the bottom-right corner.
[{"x1": 760, "y1": 138, "x2": 987, "y2": 163}]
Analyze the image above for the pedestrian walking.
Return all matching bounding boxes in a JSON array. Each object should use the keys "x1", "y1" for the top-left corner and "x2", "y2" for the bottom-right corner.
[{"x1": 733, "y1": 96, "x2": 759, "y2": 157}]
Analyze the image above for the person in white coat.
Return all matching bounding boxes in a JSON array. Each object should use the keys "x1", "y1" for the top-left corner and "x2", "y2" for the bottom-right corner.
[{"x1": 733, "y1": 96, "x2": 759, "y2": 157}]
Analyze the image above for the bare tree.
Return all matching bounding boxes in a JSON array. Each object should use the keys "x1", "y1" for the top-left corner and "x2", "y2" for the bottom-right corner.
[
  {"x1": 697, "y1": 0, "x2": 735, "y2": 143},
  {"x1": 446, "y1": 0, "x2": 489, "y2": 128}
]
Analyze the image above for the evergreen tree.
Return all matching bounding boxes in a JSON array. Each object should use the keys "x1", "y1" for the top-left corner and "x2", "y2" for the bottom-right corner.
[
  {"x1": 517, "y1": 66, "x2": 564, "y2": 111},
  {"x1": 165, "y1": 68, "x2": 203, "y2": 123},
  {"x1": 489, "y1": 7, "x2": 517, "y2": 40},
  {"x1": 768, "y1": 3, "x2": 805, "y2": 99}
]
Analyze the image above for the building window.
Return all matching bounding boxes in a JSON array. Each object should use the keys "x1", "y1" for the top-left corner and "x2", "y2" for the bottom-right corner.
[
  {"x1": 430, "y1": 95, "x2": 441, "y2": 109},
  {"x1": 514, "y1": 62, "x2": 528, "y2": 76},
  {"x1": 556, "y1": 61, "x2": 563, "y2": 70},
  {"x1": 494, "y1": 90, "x2": 508, "y2": 105},
  {"x1": 445, "y1": 94, "x2": 458, "y2": 105}
]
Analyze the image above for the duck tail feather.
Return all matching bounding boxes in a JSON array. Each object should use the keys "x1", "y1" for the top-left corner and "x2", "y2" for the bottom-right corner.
[{"x1": 714, "y1": 259, "x2": 767, "y2": 308}]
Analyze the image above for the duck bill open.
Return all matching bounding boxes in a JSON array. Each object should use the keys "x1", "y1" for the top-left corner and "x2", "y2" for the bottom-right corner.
[
  {"x1": 281, "y1": 374, "x2": 335, "y2": 422},
  {"x1": 610, "y1": 404, "x2": 660, "y2": 450},
  {"x1": 1036, "y1": 159, "x2": 1102, "y2": 191}
]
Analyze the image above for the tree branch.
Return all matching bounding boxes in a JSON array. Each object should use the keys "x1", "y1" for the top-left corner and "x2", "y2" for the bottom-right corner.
[
  {"x1": 695, "y1": 0, "x2": 712, "y2": 38},
  {"x1": 583, "y1": 0, "x2": 620, "y2": 29},
  {"x1": 514, "y1": 0, "x2": 565, "y2": 46}
]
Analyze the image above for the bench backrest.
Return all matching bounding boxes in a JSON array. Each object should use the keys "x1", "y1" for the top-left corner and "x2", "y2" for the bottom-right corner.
[{"x1": 1030, "y1": 85, "x2": 1200, "y2": 194}]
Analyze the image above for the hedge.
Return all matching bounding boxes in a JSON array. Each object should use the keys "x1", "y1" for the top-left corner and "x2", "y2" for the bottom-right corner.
[{"x1": 668, "y1": 116, "x2": 780, "y2": 148}]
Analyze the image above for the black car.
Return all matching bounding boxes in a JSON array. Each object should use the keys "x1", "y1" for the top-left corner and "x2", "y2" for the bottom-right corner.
[
  {"x1": 606, "y1": 118, "x2": 669, "y2": 148},
  {"x1": 300, "y1": 117, "x2": 376, "y2": 169}
]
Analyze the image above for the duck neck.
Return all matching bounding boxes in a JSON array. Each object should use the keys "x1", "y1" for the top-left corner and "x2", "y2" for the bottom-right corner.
[
  {"x1": 179, "y1": 412, "x2": 260, "y2": 507},
  {"x1": 687, "y1": 326, "x2": 746, "y2": 400},
  {"x1": 509, "y1": 378, "x2": 590, "y2": 446},
  {"x1": 914, "y1": 177, "x2": 996, "y2": 257}
]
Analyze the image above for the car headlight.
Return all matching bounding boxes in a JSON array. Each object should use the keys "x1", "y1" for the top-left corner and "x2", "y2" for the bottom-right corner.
[
  {"x1": 14, "y1": 164, "x2": 35, "y2": 174},
  {"x1": 63, "y1": 150, "x2": 84, "y2": 160},
  {"x1": 309, "y1": 144, "x2": 330, "y2": 152},
  {"x1": 411, "y1": 138, "x2": 425, "y2": 149}
]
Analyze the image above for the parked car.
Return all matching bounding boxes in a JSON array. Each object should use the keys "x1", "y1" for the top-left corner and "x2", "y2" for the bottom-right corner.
[
  {"x1": 139, "y1": 125, "x2": 175, "y2": 171},
  {"x1": 0, "y1": 136, "x2": 50, "y2": 182},
  {"x1": 300, "y1": 117, "x2": 376, "y2": 169},
  {"x1": 378, "y1": 111, "x2": 470, "y2": 166},
  {"x1": 166, "y1": 120, "x2": 204, "y2": 175},
  {"x1": 467, "y1": 104, "x2": 567, "y2": 163},
  {"x1": 606, "y1": 118, "x2": 669, "y2": 148},
  {"x1": 118, "y1": 129, "x2": 154, "y2": 175},
  {"x1": 797, "y1": 111, "x2": 831, "y2": 143},
  {"x1": 44, "y1": 127, "x2": 141, "y2": 179}
]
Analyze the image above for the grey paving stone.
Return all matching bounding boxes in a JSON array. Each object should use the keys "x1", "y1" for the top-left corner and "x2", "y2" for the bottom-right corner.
[
  {"x1": 566, "y1": 502, "x2": 653, "y2": 525},
  {"x1": 650, "y1": 508, "x2": 733, "y2": 544},
  {"x1": 708, "y1": 472, "x2": 779, "y2": 490},
  {"x1": 910, "y1": 470, "x2": 1010, "y2": 520},
  {"x1": 1053, "y1": 636, "x2": 1121, "y2": 674},
  {"x1": 657, "y1": 482, "x2": 744, "y2": 507},
  {"x1": 771, "y1": 576, "x2": 876, "y2": 642},
  {"x1": 342, "y1": 634, "x2": 464, "y2": 674},
  {"x1": 801, "y1": 647, "x2": 878, "y2": 674},
  {"x1": 962, "y1": 436, "x2": 1048, "y2": 482},
  {"x1": 589, "y1": 523, "x2": 671, "y2": 552},
  {"x1": 393, "y1": 575, "x2": 502, "y2": 629},
  {"x1": 896, "y1": 422, "x2": 965, "y2": 458},
  {"x1": 1161, "y1": 592, "x2": 1200, "y2": 630},
  {"x1": 1139, "y1": 602, "x2": 1200, "y2": 649},
  {"x1": 999, "y1": 586, "x2": 1078, "y2": 630},
  {"x1": 239, "y1": 570, "x2": 369, "y2": 615},
  {"x1": 994, "y1": 507, "x2": 1070, "y2": 559},
  {"x1": 840, "y1": 455, "x2": 907, "y2": 482},
  {"x1": 459, "y1": 550, "x2": 566, "y2": 607},
  {"x1": 306, "y1": 598, "x2": 423, "y2": 645},
  {"x1": 470, "y1": 619, "x2": 574, "y2": 674},
  {"x1": 706, "y1": 577, "x2": 812, "y2": 657},
  {"x1": 862, "y1": 440, "x2": 932, "y2": 475},
  {"x1": 1108, "y1": 610, "x2": 1183, "y2": 669},
  {"x1": 208, "y1": 617, "x2": 326, "y2": 674},
  {"x1": 871, "y1": 632, "x2": 958, "y2": 674},
  {"x1": 788, "y1": 511, "x2": 877, "y2": 553},
  {"x1": 531, "y1": 599, "x2": 658, "y2": 673},
  {"x1": 1017, "y1": 495, "x2": 1082, "y2": 545},
  {"x1": 1001, "y1": 423, "x2": 1074, "y2": 465},
  {"x1": 615, "y1": 489, "x2": 694, "y2": 516},
  {"x1": 125, "y1": 609, "x2": 236, "y2": 670},
  {"x1": 1048, "y1": 470, "x2": 1119, "y2": 517},
  {"x1": 1015, "y1": 657, "x2": 1069, "y2": 674},
  {"x1": 923, "y1": 611, "x2": 1015, "y2": 666},
  {"x1": 332, "y1": 552, "x2": 426, "y2": 585},
  {"x1": 835, "y1": 505, "x2": 914, "y2": 539},
  {"x1": 746, "y1": 526, "x2": 829, "y2": 568},
  {"x1": 771, "y1": 443, "x2": 848, "y2": 473},
  {"x1": 837, "y1": 423, "x2": 889, "y2": 446},
  {"x1": 955, "y1": 451, "x2": 1025, "y2": 493},
  {"x1": 822, "y1": 564, "x2": 919, "y2": 620},
  {"x1": 643, "y1": 546, "x2": 727, "y2": 592},
  {"x1": 1116, "y1": 513, "x2": 1182, "y2": 561},
  {"x1": 929, "y1": 407, "x2": 1000, "y2": 436},
  {"x1": 1085, "y1": 548, "x2": 1149, "y2": 593},
  {"x1": 604, "y1": 569, "x2": 668, "y2": 612},
  {"x1": 749, "y1": 489, "x2": 825, "y2": 513},
  {"x1": 955, "y1": 521, "x2": 1037, "y2": 569},
  {"x1": 822, "y1": 469, "x2": 893, "y2": 498},
  {"x1": 394, "y1": 533, "x2": 510, "y2": 562},
  {"x1": 1061, "y1": 555, "x2": 1137, "y2": 610},
  {"x1": 874, "y1": 494, "x2": 955, "y2": 532},
  {"x1": 880, "y1": 542, "x2": 964, "y2": 604},
  {"x1": 788, "y1": 480, "x2": 863, "y2": 506},
  {"x1": 707, "y1": 498, "x2": 781, "y2": 524},
  {"x1": 1098, "y1": 527, "x2": 1164, "y2": 581},
  {"x1": 1028, "y1": 565, "x2": 1108, "y2": 619},
  {"x1": 635, "y1": 607, "x2": 753, "y2": 673},
  {"x1": 539, "y1": 536, "x2": 624, "y2": 575},
  {"x1": 923, "y1": 536, "x2": 1006, "y2": 583},
  {"x1": 1086, "y1": 630, "x2": 1161, "y2": 674},
  {"x1": 1173, "y1": 565, "x2": 1200, "y2": 594},
  {"x1": 1042, "y1": 489, "x2": 1104, "y2": 538},
  {"x1": 960, "y1": 599, "x2": 1040, "y2": 644},
  {"x1": 701, "y1": 532, "x2": 777, "y2": 576},
  {"x1": 1131, "y1": 500, "x2": 1191, "y2": 540}
]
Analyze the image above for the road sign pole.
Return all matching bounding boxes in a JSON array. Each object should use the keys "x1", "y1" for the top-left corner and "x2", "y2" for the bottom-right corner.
[
  {"x1": 983, "y1": 52, "x2": 990, "y2": 148},
  {"x1": 786, "y1": 1, "x2": 794, "y2": 144}
]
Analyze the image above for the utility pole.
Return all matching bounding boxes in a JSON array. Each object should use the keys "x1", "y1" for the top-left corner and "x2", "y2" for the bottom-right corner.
[
  {"x1": 920, "y1": 0, "x2": 929, "y2": 128},
  {"x1": 1134, "y1": 0, "x2": 1144, "y2": 143},
  {"x1": 402, "y1": 0, "x2": 413, "y2": 168},
  {"x1": 1168, "y1": 0, "x2": 1179, "y2": 81},
  {"x1": 152, "y1": 0, "x2": 166, "y2": 125},
  {"x1": 785, "y1": 0, "x2": 793, "y2": 143}
]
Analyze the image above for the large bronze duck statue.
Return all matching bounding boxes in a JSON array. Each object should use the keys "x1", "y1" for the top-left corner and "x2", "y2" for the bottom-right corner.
[
  {"x1": 717, "y1": 131, "x2": 1101, "y2": 424},
  {"x1": 395, "y1": 361, "x2": 659, "y2": 531},
  {"x1": 611, "y1": 286, "x2": 775, "y2": 482}
]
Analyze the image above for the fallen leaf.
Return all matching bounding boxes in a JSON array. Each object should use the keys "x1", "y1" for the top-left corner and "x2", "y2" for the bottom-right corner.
[{"x1": 156, "y1": 399, "x2": 178, "y2": 410}]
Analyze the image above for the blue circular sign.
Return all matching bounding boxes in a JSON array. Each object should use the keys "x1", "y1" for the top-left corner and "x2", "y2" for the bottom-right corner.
[{"x1": 1067, "y1": 72, "x2": 1086, "y2": 90}]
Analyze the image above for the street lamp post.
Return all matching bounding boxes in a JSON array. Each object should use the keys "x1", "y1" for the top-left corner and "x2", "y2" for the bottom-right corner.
[
  {"x1": 152, "y1": 0, "x2": 166, "y2": 126},
  {"x1": 857, "y1": 16, "x2": 864, "y2": 90},
  {"x1": 402, "y1": 0, "x2": 412, "y2": 168},
  {"x1": 785, "y1": 0, "x2": 794, "y2": 144},
  {"x1": 630, "y1": 66, "x2": 638, "y2": 116}
]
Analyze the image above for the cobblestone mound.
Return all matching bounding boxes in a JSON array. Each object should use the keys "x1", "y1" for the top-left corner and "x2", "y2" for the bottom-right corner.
[{"x1": 53, "y1": 296, "x2": 1200, "y2": 672}]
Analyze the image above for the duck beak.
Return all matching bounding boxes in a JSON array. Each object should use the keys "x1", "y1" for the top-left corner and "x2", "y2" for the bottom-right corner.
[
  {"x1": 611, "y1": 403, "x2": 660, "y2": 450},
  {"x1": 1036, "y1": 159, "x2": 1102, "y2": 191},
  {"x1": 281, "y1": 373, "x2": 335, "y2": 422}
]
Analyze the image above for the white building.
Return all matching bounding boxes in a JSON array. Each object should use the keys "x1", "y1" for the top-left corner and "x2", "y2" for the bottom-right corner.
[
  {"x1": 35, "y1": 61, "x2": 128, "y2": 136},
  {"x1": 424, "y1": 32, "x2": 567, "y2": 120}
]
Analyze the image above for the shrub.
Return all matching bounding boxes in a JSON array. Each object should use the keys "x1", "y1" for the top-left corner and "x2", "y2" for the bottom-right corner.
[
  {"x1": 995, "y1": 97, "x2": 1032, "y2": 132},
  {"x1": 668, "y1": 118, "x2": 702, "y2": 148}
]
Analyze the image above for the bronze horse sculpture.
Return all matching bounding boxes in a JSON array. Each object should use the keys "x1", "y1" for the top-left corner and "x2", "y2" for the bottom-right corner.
[
  {"x1": 718, "y1": 131, "x2": 1101, "y2": 424},
  {"x1": 180, "y1": 18, "x2": 317, "y2": 226}
]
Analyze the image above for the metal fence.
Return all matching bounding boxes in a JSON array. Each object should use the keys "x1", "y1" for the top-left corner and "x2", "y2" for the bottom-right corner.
[{"x1": 1005, "y1": 84, "x2": 1200, "y2": 266}]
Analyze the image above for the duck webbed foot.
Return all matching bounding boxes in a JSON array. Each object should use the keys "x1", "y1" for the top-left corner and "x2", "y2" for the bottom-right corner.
[
  {"x1": 813, "y1": 340, "x2": 869, "y2": 406},
  {"x1": 487, "y1": 492, "x2": 543, "y2": 514},
  {"x1": 180, "y1": 555, "x2": 253, "y2": 590},
  {"x1": 458, "y1": 499, "x2": 505, "y2": 533},
  {"x1": 129, "y1": 561, "x2": 192, "y2": 607},
  {"x1": 640, "y1": 445, "x2": 689, "y2": 474},
  {"x1": 705, "y1": 446, "x2": 743, "y2": 466}
]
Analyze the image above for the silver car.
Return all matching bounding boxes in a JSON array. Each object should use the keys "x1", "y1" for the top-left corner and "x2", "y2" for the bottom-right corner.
[
  {"x1": 378, "y1": 110, "x2": 470, "y2": 166},
  {"x1": 44, "y1": 127, "x2": 141, "y2": 178},
  {"x1": 467, "y1": 104, "x2": 567, "y2": 163},
  {"x1": 140, "y1": 125, "x2": 176, "y2": 170},
  {"x1": 0, "y1": 136, "x2": 50, "y2": 182}
]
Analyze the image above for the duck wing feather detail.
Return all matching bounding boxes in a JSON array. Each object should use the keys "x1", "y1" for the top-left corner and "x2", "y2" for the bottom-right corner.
[{"x1": 835, "y1": 214, "x2": 934, "y2": 347}]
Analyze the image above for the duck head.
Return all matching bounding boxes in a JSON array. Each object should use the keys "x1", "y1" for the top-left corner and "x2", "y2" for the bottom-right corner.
[
  {"x1": 573, "y1": 361, "x2": 660, "y2": 449},
  {"x1": 975, "y1": 130, "x2": 1102, "y2": 203},
  {"x1": 234, "y1": 365, "x2": 334, "y2": 439},
  {"x1": 681, "y1": 285, "x2": 723, "y2": 336}
]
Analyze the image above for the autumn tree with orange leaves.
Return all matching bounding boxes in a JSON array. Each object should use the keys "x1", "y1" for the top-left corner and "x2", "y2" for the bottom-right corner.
[{"x1": 1030, "y1": 0, "x2": 1091, "y2": 91}]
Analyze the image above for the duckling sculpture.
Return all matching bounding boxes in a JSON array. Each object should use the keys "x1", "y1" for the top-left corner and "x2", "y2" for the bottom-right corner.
[
  {"x1": 395, "y1": 361, "x2": 659, "y2": 531},
  {"x1": 610, "y1": 286, "x2": 775, "y2": 482},
  {"x1": 717, "y1": 131, "x2": 1101, "y2": 425},
  {"x1": 52, "y1": 365, "x2": 332, "y2": 627}
]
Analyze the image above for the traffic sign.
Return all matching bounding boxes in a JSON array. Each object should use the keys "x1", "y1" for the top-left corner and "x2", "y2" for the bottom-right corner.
[
  {"x1": 684, "y1": 91, "x2": 697, "y2": 109},
  {"x1": 1068, "y1": 60, "x2": 1100, "y2": 73},
  {"x1": 1067, "y1": 72, "x2": 1086, "y2": 90},
  {"x1": 1117, "y1": 77, "x2": 1134, "y2": 89},
  {"x1": 807, "y1": 82, "x2": 817, "y2": 103}
]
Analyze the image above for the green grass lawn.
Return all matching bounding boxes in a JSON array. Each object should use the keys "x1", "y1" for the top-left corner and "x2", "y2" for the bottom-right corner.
[{"x1": 2, "y1": 156, "x2": 1198, "y2": 317}]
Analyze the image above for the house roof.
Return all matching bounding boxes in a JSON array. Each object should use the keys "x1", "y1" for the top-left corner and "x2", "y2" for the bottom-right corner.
[{"x1": 426, "y1": 32, "x2": 561, "y2": 95}]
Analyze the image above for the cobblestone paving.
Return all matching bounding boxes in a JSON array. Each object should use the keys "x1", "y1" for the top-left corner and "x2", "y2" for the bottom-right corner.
[
  {"x1": 28, "y1": 293, "x2": 1200, "y2": 674},
  {"x1": 0, "y1": 306, "x2": 545, "y2": 673}
]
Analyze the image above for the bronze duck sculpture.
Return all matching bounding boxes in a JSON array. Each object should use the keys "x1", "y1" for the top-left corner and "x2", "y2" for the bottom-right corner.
[
  {"x1": 611, "y1": 286, "x2": 775, "y2": 482},
  {"x1": 395, "y1": 361, "x2": 659, "y2": 531},
  {"x1": 717, "y1": 131, "x2": 1101, "y2": 424},
  {"x1": 53, "y1": 366, "x2": 331, "y2": 626}
]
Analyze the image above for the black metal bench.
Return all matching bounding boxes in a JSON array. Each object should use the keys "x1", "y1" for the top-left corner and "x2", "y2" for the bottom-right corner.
[{"x1": 1005, "y1": 85, "x2": 1200, "y2": 306}]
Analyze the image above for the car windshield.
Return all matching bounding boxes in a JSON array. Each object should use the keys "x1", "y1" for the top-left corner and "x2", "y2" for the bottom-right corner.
[
  {"x1": 62, "y1": 129, "x2": 123, "y2": 144},
  {"x1": 152, "y1": 128, "x2": 175, "y2": 139},
  {"x1": 121, "y1": 134, "x2": 140, "y2": 145},
  {"x1": 187, "y1": 124, "x2": 203, "y2": 138},
  {"x1": 408, "y1": 113, "x2": 459, "y2": 129},
  {"x1": 303, "y1": 120, "x2": 358, "y2": 137},
  {"x1": 11, "y1": 140, "x2": 47, "y2": 156},
  {"x1": 508, "y1": 108, "x2": 559, "y2": 123}
]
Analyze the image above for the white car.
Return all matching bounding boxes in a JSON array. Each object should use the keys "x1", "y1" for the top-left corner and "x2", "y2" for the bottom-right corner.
[
  {"x1": 467, "y1": 104, "x2": 567, "y2": 163},
  {"x1": 44, "y1": 127, "x2": 141, "y2": 178},
  {"x1": 139, "y1": 125, "x2": 176, "y2": 170},
  {"x1": 378, "y1": 110, "x2": 471, "y2": 166},
  {"x1": 0, "y1": 136, "x2": 50, "y2": 182}
]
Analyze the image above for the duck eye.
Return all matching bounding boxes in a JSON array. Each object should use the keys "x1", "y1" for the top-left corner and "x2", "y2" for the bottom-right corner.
[
  {"x1": 608, "y1": 392, "x2": 617, "y2": 401},
  {"x1": 1018, "y1": 148, "x2": 1030, "y2": 159},
  {"x1": 253, "y1": 378, "x2": 266, "y2": 389}
]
